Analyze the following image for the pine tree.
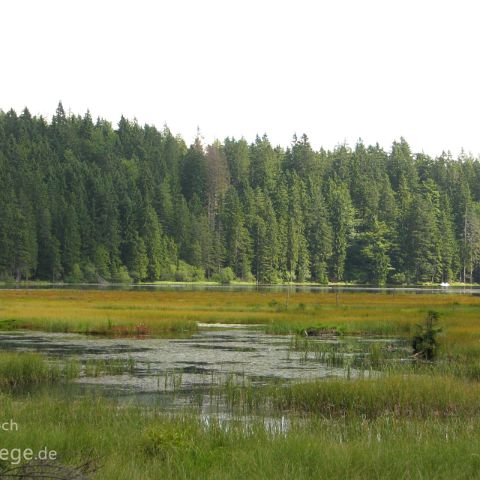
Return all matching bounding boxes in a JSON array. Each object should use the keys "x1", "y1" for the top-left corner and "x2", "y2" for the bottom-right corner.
[
  {"x1": 220, "y1": 188, "x2": 252, "y2": 279},
  {"x1": 181, "y1": 137, "x2": 207, "y2": 203},
  {"x1": 141, "y1": 205, "x2": 165, "y2": 280},
  {"x1": 406, "y1": 191, "x2": 442, "y2": 283},
  {"x1": 12, "y1": 194, "x2": 38, "y2": 281},
  {"x1": 252, "y1": 191, "x2": 279, "y2": 284},
  {"x1": 1, "y1": 105, "x2": 480, "y2": 286},
  {"x1": 327, "y1": 179, "x2": 355, "y2": 281},
  {"x1": 305, "y1": 183, "x2": 333, "y2": 284},
  {"x1": 464, "y1": 202, "x2": 480, "y2": 283},
  {"x1": 358, "y1": 219, "x2": 391, "y2": 285}
]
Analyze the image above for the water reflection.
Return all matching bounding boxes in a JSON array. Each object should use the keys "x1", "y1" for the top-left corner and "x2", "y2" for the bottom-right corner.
[{"x1": 2, "y1": 283, "x2": 479, "y2": 295}]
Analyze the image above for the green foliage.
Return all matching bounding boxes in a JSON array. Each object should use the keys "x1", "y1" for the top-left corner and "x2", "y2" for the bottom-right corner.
[
  {"x1": 213, "y1": 267, "x2": 235, "y2": 285},
  {"x1": 1, "y1": 107, "x2": 480, "y2": 284},
  {"x1": 141, "y1": 424, "x2": 195, "y2": 459},
  {"x1": 94, "y1": 244, "x2": 111, "y2": 281},
  {"x1": 356, "y1": 219, "x2": 392, "y2": 285},
  {"x1": 65, "y1": 263, "x2": 83, "y2": 283},
  {"x1": 174, "y1": 261, "x2": 205, "y2": 282},
  {"x1": 112, "y1": 265, "x2": 132, "y2": 284},
  {"x1": 327, "y1": 178, "x2": 355, "y2": 281},
  {"x1": 83, "y1": 262, "x2": 98, "y2": 283},
  {"x1": 4, "y1": 392, "x2": 480, "y2": 479},
  {"x1": 0, "y1": 352, "x2": 78, "y2": 389},
  {"x1": 412, "y1": 310, "x2": 442, "y2": 360}
]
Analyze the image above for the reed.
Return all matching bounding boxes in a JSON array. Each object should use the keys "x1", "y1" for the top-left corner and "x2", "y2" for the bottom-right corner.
[
  {"x1": 2, "y1": 289, "x2": 480, "y2": 477},
  {"x1": 267, "y1": 374, "x2": 480, "y2": 418},
  {"x1": 1, "y1": 392, "x2": 480, "y2": 479},
  {"x1": 0, "y1": 352, "x2": 69, "y2": 389},
  {"x1": 1, "y1": 290, "x2": 480, "y2": 343}
]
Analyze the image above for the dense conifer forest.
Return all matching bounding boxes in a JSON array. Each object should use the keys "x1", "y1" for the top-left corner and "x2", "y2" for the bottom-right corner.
[{"x1": 1, "y1": 104, "x2": 480, "y2": 285}]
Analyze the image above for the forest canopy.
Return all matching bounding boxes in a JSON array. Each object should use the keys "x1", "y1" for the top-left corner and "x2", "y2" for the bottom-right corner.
[{"x1": 1, "y1": 104, "x2": 480, "y2": 285}]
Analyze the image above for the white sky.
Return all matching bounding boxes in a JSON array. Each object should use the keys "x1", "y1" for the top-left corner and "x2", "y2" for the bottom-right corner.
[{"x1": 1, "y1": 0, "x2": 479, "y2": 157}]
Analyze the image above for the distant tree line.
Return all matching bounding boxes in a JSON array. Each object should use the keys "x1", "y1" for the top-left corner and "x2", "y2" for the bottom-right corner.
[{"x1": 1, "y1": 104, "x2": 480, "y2": 285}]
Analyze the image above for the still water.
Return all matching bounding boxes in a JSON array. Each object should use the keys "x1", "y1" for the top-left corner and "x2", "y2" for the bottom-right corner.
[
  {"x1": 0, "y1": 325, "x2": 408, "y2": 411},
  {"x1": 2, "y1": 283, "x2": 480, "y2": 295}
]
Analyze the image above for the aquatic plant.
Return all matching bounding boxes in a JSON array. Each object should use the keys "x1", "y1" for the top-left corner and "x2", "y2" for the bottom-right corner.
[{"x1": 0, "y1": 352, "x2": 78, "y2": 389}]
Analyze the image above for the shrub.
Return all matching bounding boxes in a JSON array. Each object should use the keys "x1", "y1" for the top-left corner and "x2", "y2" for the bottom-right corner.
[
  {"x1": 390, "y1": 272, "x2": 407, "y2": 285},
  {"x1": 243, "y1": 271, "x2": 256, "y2": 283},
  {"x1": 65, "y1": 263, "x2": 83, "y2": 283},
  {"x1": 191, "y1": 266, "x2": 205, "y2": 282},
  {"x1": 83, "y1": 262, "x2": 98, "y2": 283},
  {"x1": 141, "y1": 425, "x2": 194, "y2": 459},
  {"x1": 112, "y1": 265, "x2": 132, "y2": 284},
  {"x1": 174, "y1": 261, "x2": 205, "y2": 282},
  {"x1": 412, "y1": 310, "x2": 442, "y2": 360},
  {"x1": 214, "y1": 267, "x2": 235, "y2": 285}
]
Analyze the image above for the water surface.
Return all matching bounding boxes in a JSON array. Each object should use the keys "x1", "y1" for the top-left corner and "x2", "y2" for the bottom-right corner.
[{"x1": 0, "y1": 325, "x2": 408, "y2": 411}]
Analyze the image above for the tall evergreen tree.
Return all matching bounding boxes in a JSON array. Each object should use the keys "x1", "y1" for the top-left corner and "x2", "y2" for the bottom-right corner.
[
  {"x1": 327, "y1": 179, "x2": 355, "y2": 281},
  {"x1": 1, "y1": 105, "x2": 478, "y2": 285}
]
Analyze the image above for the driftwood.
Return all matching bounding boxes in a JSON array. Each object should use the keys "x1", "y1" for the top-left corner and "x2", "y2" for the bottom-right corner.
[{"x1": 0, "y1": 457, "x2": 100, "y2": 480}]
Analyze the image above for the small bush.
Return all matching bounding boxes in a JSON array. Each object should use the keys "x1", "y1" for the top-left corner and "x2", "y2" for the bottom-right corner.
[
  {"x1": 191, "y1": 266, "x2": 205, "y2": 282},
  {"x1": 172, "y1": 261, "x2": 205, "y2": 282},
  {"x1": 241, "y1": 271, "x2": 256, "y2": 283},
  {"x1": 112, "y1": 265, "x2": 132, "y2": 284},
  {"x1": 390, "y1": 272, "x2": 407, "y2": 285},
  {"x1": 0, "y1": 271, "x2": 14, "y2": 282},
  {"x1": 83, "y1": 262, "x2": 98, "y2": 283},
  {"x1": 65, "y1": 263, "x2": 83, "y2": 283},
  {"x1": 412, "y1": 310, "x2": 442, "y2": 360},
  {"x1": 214, "y1": 267, "x2": 235, "y2": 285},
  {"x1": 174, "y1": 261, "x2": 196, "y2": 282}
]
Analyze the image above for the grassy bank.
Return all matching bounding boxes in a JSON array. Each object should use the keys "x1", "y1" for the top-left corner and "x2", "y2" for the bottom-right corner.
[
  {"x1": 1, "y1": 391, "x2": 480, "y2": 479},
  {"x1": 1, "y1": 289, "x2": 480, "y2": 477},
  {"x1": 223, "y1": 374, "x2": 480, "y2": 418},
  {"x1": 0, "y1": 290, "x2": 480, "y2": 333},
  {"x1": 1, "y1": 289, "x2": 480, "y2": 354}
]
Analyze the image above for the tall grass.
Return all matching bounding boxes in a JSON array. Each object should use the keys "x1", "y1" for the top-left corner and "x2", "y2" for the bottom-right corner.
[
  {"x1": 0, "y1": 352, "x2": 138, "y2": 390},
  {"x1": 1, "y1": 289, "x2": 480, "y2": 343},
  {"x1": 0, "y1": 352, "x2": 66, "y2": 388},
  {"x1": 217, "y1": 373, "x2": 480, "y2": 418},
  {"x1": 267, "y1": 374, "x2": 480, "y2": 418},
  {"x1": 1, "y1": 392, "x2": 480, "y2": 479},
  {"x1": 3, "y1": 289, "x2": 480, "y2": 477}
]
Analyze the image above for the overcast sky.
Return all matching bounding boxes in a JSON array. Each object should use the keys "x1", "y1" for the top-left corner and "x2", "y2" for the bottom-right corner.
[{"x1": 1, "y1": 0, "x2": 479, "y2": 157}]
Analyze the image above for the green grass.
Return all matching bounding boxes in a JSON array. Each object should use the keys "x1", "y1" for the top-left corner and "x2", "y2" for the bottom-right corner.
[
  {"x1": 1, "y1": 289, "x2": 480, "y2": 351},
  {"x1": 214, "y1": 373, "x2": 480, "y2": 419},
  {"x1": 1, "y1": 289, "x2": 480, "y2": 478},
  {"x1": 268, "y1": 374, "x2": 480, "y2": 418},
  {"x1": 1, "y1": 392, "x2": 480, "y2": 479},
  {"x1": 0, "y1": 352, "x2": 138, "y2": 391},
  {"x1": 0, "y1": 352, "x2": 73, "y2": 389}
]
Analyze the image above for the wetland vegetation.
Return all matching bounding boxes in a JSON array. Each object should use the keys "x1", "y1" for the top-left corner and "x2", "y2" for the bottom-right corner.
[{"x1": 0, "y1": 288, "x2": 480, "y2": 478}]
